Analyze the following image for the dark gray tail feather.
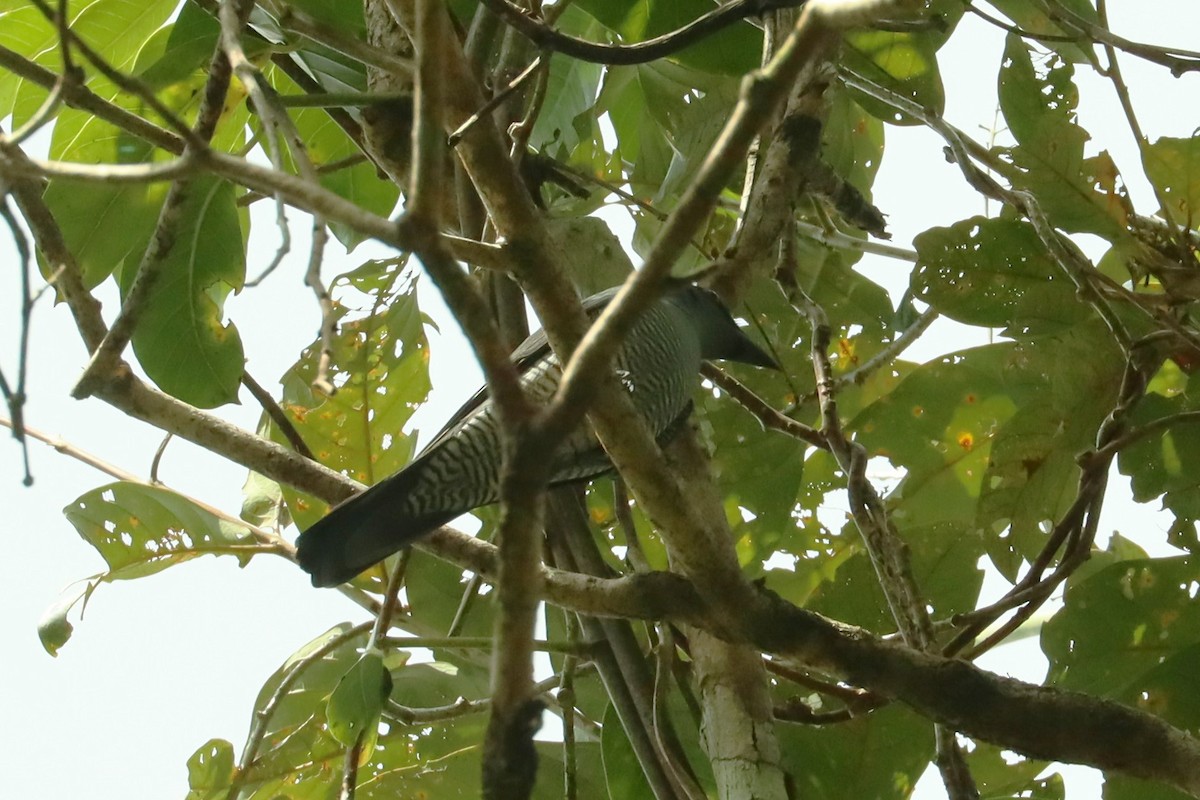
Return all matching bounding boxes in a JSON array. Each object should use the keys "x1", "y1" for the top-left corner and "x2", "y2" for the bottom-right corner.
[{"x1": 296, "y1": 471, "x2": 462, "y2": 587}]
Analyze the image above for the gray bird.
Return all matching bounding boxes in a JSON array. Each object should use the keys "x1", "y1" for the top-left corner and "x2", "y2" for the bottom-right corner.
[{"x1": 296, "y1": 283, "x2": 777, "y2": 587}]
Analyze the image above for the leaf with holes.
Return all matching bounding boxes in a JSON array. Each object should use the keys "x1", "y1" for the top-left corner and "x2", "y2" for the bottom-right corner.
[
  {"x1": 1145, "y1": 135, "x2": 1200, "y2": 224},
  {"x1": 63, "y1": 481, "x2": 263, "y2": 581},
  {"x1": 265, "y1": 267, "x2": 431, "y2": 546},
  {"x1": 1043, "y1": 556, "x2": 1200, "y2": 698},
  {"x1": 185, "y1": 738, "x2": 235, "y2": 800},
  {"x1": 997, "y1": 35, "x2": 1132, "y2": 239},
  {"x1": 913, "y1": 216, "x2": 1091, "y2": 337}
]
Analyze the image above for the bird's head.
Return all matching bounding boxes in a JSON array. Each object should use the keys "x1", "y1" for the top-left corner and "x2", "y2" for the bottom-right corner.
[{"x1": 671, "y1": 285, "x2": 779, "y2": 370}]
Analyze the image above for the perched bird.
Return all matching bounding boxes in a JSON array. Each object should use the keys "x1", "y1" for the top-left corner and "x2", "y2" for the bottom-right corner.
[{"x1": 296, "y1": 283, "x2": 777, "y2": 587}]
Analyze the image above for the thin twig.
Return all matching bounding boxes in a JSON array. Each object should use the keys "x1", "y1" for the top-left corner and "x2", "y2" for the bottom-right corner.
[
  {"x1": 226, "y1": 621, "x2": 373, "y2": 800},
  {"x1": 1032, "y1": 0, "x2": 1200, "y2": 76},
  {"x1": 0, "y1": 195, "x2": 35, "y2": 484},
  {"x1": 1095, "y1": 0, "x2": 1185, "y2": 253},
  {"x1": 369, "y1": 551, "x2": 410, "y2": 650},
  {"x1": 1, "y1": 416, "x2": 286, "y2": 551},
  {"x1": 448, "y1": 55, "x2": 543, "y2": 147},
  {"x1": 1093, "y1": 410, "x2": 1200, "y2": 460},
  {"x1": 148, "y1": 432, "x2": 171, "y2": 484},
  {"x1": 476, "y1": 0, "x2": 809, "y2": 66},
  {"x1": 339, "y1": 733, "x2": 364, "y2": 800},
  {"x1": 27, "y1": 0, "x2": 202, "y2": 146},
  {"x1": 241, "y1": 371, "x2": 314, "y2": 459},
  {"x1": 700, "y1": 362, "x2": 827, "y2": 448},
  {"x1": 69, "y1": 24, "x2": 234, "y2": 398},
  {"x1": 833, "y1": 307, "x2": 939, "y2": 389},
  {"x1": 0, "y1": 44, "x2": 184, "y2": 153}
]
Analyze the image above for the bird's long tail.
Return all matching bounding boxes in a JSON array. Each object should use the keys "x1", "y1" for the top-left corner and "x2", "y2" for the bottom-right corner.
[{"x1": 295, "y1": 469, "x2": 460, "y2": 587}]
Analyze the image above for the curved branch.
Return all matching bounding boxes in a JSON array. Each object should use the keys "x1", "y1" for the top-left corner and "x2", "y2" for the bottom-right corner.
[{"x1": 477, "y1": 0, "x2": 806, "y2": 66}]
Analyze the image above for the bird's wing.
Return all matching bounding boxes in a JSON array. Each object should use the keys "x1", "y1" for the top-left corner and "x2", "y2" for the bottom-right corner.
[{"x1": 417, "y1": 287, "x2": 620, "y2": 454}]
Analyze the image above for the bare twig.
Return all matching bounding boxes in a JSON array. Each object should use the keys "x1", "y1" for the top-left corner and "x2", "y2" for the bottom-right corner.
[
  {"x1": 0, "y1": 195, "x2": 35, "y2": 484},
  {"x1": 1033, "y1": 0, "x2": 1200, "y2": 76},
  {"x1": 448, "y1": 55, "x2": 544, "y2": 147},
  {"x1": 2, "y1": 415, "x2": 286, "y2": 550},
  {"x1": 241, "y1": 371, "x2": 314, "y2": 459},
  {"x1": 1095, "y1": 0, "x2": 1185, "y2": 252},
  {"x1": 700, "y1": 362, "x2": 827, "y2": 448},
  {"x1": 148, "y1": 432, "x2": 171, "y2": 484},
  {"x1": 476, "y1": 0, "x2": 812, "y2": 66},
  {"x1": 833, "y1": 307, "x2": 939, "y2": 389}
]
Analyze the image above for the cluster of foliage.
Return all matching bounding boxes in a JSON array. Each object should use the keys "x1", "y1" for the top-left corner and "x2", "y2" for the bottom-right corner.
[{"x1": 2, "y1": 0, "x2": 1200, "y2": 798}]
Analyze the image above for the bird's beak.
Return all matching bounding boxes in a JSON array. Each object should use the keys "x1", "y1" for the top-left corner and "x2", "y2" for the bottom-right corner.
[{"x1": 731, "y1": 336, "x2": 781, "y2": 370}]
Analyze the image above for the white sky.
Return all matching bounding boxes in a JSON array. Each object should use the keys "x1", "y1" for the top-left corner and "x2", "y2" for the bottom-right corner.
[{"x1": 2, "y1": 3, "x2": 1198, "y2": 798}]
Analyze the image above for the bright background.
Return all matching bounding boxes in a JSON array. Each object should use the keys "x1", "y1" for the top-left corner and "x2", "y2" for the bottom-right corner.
[{"x1": 2, "y1": 4, "x2": 1198, "y2": 797}]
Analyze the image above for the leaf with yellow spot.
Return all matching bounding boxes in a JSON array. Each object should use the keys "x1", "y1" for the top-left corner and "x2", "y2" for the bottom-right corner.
[
  {"x1": 63, "y1": 481, "x2": 261, "y2": 583},
  {"x1": 265, "y1": 267, "x2": 432, "y2": 542}
]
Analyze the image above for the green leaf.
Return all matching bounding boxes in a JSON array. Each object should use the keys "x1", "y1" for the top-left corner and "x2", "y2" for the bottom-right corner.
[
  {"x1": 701, "y1": 387, "x2": 808, "y2": 568},
  {"x1": 238, "y1": 624, "x2": 367, "y2": 796},
  {"x1": 41, "y1": 112, "x2": 166, "y2": 287},
  {"x1": 1145, "y1": 135, "x2": 1200, "y2": 224},
  {"x1": 1118, "y1": 390, "x2": 1200, "y2": 552},
  {"x1": 822, "y1": 92, "x2": 885, "y2": 203},
  {"x1": 546, "y1": 216, "x2": 634, "y2": 297},
  {"x1": 854, "y1": 343, "x2": 1019, "y2": 527},
  {"x1": 600, "y1": 699, "x2": 653, "y2": 799},
  {"x1": 975, "y1": 389, "x2": 1111, "y2": 573},
  {"x1": 985, "y1": 0, "x2": 1099, "y2": 63},
  {"x1": 913, "y1": 216, "x2": 1091, "y2": 336},
  {"x1": 0, "y1": 4, "x2": 49, "y2": 117},
  {"x1": 532, "y1": 741, "x2": 607, "y2": 800},
  {"x1": 844, "y1": 18, "x2": 950, "y2": 125},
  {"x1": 964, "y1": 742, "x2": 1056, "y2": 800},
  {"x1": 240, "y1": 471, "x2": 287, "y2": 531},
  {"x1": 856, "y1": 323, "x2": 1124, "y2": 579},
  {"x1": 285, "y1": 0, "x2": 365, "y2": 38},
  {"x1": 327, "y1": 651, "x2": 393, "y2": 747},
  {"x1": 529, "y1": 9, "x2": 605, "y2": 156},
  {"x1": 121, "y1": 177, "x2": 246, "y2": 408},
  {"x1": 134, "y1": 1, "x2": 221, "y2": 89},
  {"x1": 997, "y1": 35, "x2": 1132, "y2": 239},
  {"x1": 63, "y1": 481, "x2": 261, "y2": 580},
  {"x1": 809, "y1": 520, "x2": 985, "y2": 630},
  {"x1": 185, "y1": 738, "x2": 235, "y2": 800},
  {"x1": 1042, "y1": 556, "x2": 1200, "y2": 696},
  {"x1": 270, "y1": 67, "x2": 399, "y2": 248},
  {"x1": 779, "y1": 703, "x2": 933, "y2": 800},
  {"x1": 404, "y1": 549, "x2": 495, "y2": 639},
  {"x1": 574, "y1": 0, "x2": 761, "y2": 74},
  {"x1": 36, "y1": 580, "x2": 97, "y2": 656},
  {"x1": 1, "y1": 0, "x2": 177, "y2": 121},
  {"x1": 1101, "y1": 643, "x2": 1200, "y2": 800}
]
